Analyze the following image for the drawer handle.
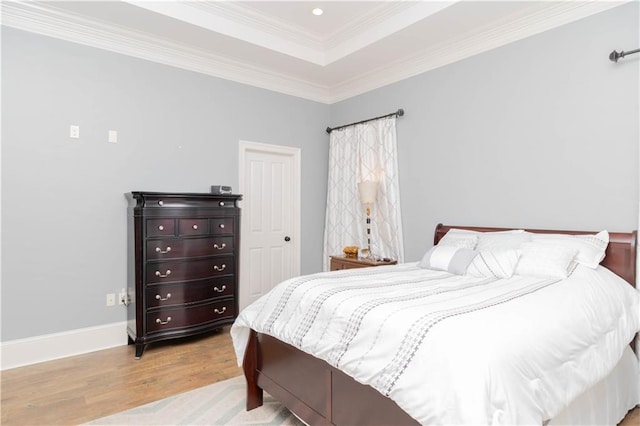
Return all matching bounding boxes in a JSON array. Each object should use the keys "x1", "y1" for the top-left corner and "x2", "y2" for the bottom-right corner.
[
  {"x1": 213, "y1": 264, "x2": 226, "y2": 271},
  {"x1": 219, "y1": 201, "x2": 225, "y2": 207},
  {"x1": 192, "y1": 224, "x2": 198, "y2": 230},
  {"x1": 214, "y1": 307, "x2": 226, "y2": 315},
  {"x1": 158, "y1": 225, "x2": 164, "y2": 231},
  {"x1": 213, "y1": 243, "x2": 226, "y2": 250},
  {"x1": 218, "y1": 223, "x2": 225, "y2": 229},
  {"x1": 155, "y1": 316, "x2": 172, "y2": 325},
  {"x1": 213, "y1": 285, "x2": 226, "y2": 293},
  {"x1": 155, "y1": 270, "x2": 172, "y2": 278},
  {"x1": 158, "y1": 200, "x2": 164, "y2": 206},
  {"x1": 155, "y1": 246, "x2": 172, "y2": 254},
  {"x1": 155, "y1": 293, "x2": 172, "y2": 301}
]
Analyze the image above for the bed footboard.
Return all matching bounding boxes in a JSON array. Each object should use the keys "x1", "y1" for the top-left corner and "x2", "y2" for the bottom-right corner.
[{"x1": 242, "y1": 329, "x2": 418, "y2": 426}]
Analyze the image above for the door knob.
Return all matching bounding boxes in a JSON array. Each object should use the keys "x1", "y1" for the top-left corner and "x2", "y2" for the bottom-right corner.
[{"x1": 284, "y1": 236, "x2": 291, "y2": 242}]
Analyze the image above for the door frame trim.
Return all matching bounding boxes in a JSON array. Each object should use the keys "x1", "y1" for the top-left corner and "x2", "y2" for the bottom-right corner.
[{"x1": 238, "y1": 140, "x2": 301, "y2": 309}]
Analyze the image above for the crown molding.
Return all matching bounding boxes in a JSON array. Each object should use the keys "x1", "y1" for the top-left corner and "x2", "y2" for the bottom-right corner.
[
  {"x1": 323, "y1": 2, "x2": 413, "y2": 48},
  {"x1": 191, "y1": 1, "x2": 325, "y2": 46},
  {"x1": 124, "y1": 1, "x2": 447, "y2": 66},
  {"x1": 125, "y1": 0, "x2": 326, "y2": 65},
  {"x1": 327, "y1": 0, "x2": 628, "y2": 103},
  {"x1": 1, "y1": 0, "x2": 628, "y2": 105},
  {"x1": 323, "y1": 1, "x2": 455, "y2": 63},
  {"x1": 1, "y1": 1, "x2": 333, "y2": 103}
]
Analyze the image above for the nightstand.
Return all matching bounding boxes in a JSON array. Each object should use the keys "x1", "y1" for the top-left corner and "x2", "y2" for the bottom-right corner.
[{"x1": 329, "y1": 256, "x2": 397, "y2": 271}]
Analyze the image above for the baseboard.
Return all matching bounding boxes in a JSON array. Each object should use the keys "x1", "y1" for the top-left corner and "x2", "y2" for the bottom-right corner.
[{"x1": 1, "y1": 321, "x2": 128, "y2": 371}]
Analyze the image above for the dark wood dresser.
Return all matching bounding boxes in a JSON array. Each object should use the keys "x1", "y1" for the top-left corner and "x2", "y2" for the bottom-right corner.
[{"x1": 126, "y1": 191, "x2": 242, "y2": 358}]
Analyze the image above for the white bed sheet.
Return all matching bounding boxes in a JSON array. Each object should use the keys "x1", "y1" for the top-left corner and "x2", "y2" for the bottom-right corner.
[{"x1": 231, "y1": 263, "x2": 640, "y2": 425}]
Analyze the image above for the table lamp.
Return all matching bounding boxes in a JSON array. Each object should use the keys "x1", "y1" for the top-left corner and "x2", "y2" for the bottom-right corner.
[{"x1": 358, "y1": 180, "x2": 378, "y2": 260}]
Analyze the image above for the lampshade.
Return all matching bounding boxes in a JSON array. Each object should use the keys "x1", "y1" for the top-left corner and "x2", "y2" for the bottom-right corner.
[{"x1": 358, "y1": 181, "x2": 378, "y2": 205}]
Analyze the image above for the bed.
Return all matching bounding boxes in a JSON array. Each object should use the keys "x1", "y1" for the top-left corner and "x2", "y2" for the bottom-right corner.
[{"x1": 231, "y1": 224, "x2": 639, "y2": 425}]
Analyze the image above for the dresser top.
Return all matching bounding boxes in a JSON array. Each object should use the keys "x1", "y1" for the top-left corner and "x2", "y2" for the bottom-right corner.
[
  {"x1": 131, "y1": 191, "x2": 242, "y2": 200},
  {"x1": 128, "y1": 192, "x2": 242, "y2": 211}
]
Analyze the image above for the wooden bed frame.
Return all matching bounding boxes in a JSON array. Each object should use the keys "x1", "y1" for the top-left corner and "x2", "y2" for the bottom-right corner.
[{"x1": 242, "y1": 224, "x2": 638, "y2": 426}]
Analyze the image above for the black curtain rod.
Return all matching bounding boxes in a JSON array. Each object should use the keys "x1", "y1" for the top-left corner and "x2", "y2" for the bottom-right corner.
[
  {"x1": 609, "y1": 48, "x2": 640, "y2": 62},
  {"x1": 326, "y1": 108, "x2": 404, "y2": 134}
]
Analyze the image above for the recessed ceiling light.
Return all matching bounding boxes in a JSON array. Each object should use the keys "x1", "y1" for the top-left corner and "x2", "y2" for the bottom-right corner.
[{"x1": 312, "y1": 8, "x2": 323, "y2": 16}]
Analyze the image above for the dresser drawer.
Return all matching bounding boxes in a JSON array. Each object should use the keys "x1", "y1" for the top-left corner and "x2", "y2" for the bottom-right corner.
[
  {"x1": 147, "y1": 299, "x2": 235, "y2": 333},
  {"x1": 146, "y1": 219, "x2": 175, "y2": 237},
  {"x1": 178, "y1": 218, "x2": 209, "y2": 236},
  {"x1": 210, "y1": 218, "x2": 234, "y2": 234},
  {"x1": 146, "y1": 277, "x2": 235, "y2": 307},
  {"x1": 146, "y1": 255, "x2": 234, "y2": 284},
  {"x1": 146, "y1": 236, "x2": 234, "y2": 260},
  {"x1": 138, "y1": 194, "x2": 238, "y2": 209}
]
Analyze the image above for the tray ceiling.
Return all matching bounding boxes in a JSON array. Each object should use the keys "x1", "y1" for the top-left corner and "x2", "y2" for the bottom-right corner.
[{"x1": 1, "y1": 1, "x2": 626, "y2": 103}]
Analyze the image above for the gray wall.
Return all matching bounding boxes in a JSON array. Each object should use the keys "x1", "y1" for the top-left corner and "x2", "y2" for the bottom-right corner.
[
  {"x1": 2, "y1": 3, "x2": 639, "y2": 342},
  {"x1": 1, "y1": 27, "x2": 328, "y2": 341},
  {"x1": 330, "y1": 2, "x2": 639, "y2": 262}
]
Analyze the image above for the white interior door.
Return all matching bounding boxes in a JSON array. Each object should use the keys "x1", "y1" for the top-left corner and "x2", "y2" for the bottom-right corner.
[{"x1": 239, "y1": 141, "x2": 301, "y2": 310}]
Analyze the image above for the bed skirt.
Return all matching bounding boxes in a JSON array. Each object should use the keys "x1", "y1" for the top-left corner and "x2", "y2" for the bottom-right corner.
[{"x1": 549, "y1": 346, "x2": 639, "y2": 425}]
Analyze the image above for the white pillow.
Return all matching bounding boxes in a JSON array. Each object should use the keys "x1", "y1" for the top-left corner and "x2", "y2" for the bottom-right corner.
[
  {"x1": 466, "y1": 249, "x2": 521, "y2": 279},
  {"x1": 476, "y1": 230, "x2": 531, "y2": 251},
  {"x1": 531, "y1": 231, "x2": 609, "y2": 269},
  {"x1": 515, "y1": 242, "x2": 578, "y2": 279},
  {"x1": 438, "y1": 229, "x2": 479, "y2": 249},
  {"x1": 419, "y1": 246, "x2": 477, "y2": 275}
]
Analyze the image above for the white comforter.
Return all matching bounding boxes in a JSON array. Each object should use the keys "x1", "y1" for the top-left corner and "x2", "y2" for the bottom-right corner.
[{"x1": 231, "y1": 263, "x2": 640, "y2": 425}]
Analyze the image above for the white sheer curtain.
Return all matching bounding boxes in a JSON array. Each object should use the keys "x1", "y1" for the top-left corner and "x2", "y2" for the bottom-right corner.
[{"x1": 322, "y1": 116, "x2": 404, "y2": 271}]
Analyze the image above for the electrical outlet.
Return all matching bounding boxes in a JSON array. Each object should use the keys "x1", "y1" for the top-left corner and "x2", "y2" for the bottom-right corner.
[
  {"x1": 106, "y1": 293, "x2": 116, "y2": 306},
  {"x1": 70, "y1": 125, "x2": 80, "y2": 139},
  {"x1": 118, "y1": 288, "x2": 126, "y2": 305}
]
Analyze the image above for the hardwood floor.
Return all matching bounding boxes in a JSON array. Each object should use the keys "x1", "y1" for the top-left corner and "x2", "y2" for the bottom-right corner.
[
  {"x1": 1, "y1": 326, "x2": 638, "y2": 425},
  {"x1": 622, "y1": 406, "x2": 640, "y2": 426},
  {"x1": 1, "y1": 327, "x2": 241, "y2": 425}
]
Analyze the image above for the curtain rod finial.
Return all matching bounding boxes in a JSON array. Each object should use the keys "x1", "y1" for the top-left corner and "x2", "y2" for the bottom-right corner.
[
  {"x1": 609, "y1": 50, "x2": 621, "y2": 62},
  {"x1": 397, "y1": 109, "x2": 404, "y2": 117},
  {"x1": 326, "y1": 127, "x2": 332, "y2": 134},
  {"x1": 610, "y1": 48, "x2": 640, "y2": 62}
]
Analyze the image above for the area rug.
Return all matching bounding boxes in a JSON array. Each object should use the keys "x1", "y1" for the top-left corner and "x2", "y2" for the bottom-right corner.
[{"x1": 84, "y1": 375, "x2": 304, "y2": 425}]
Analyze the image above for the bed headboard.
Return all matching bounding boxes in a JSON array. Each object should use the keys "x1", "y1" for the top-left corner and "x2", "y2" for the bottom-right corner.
[{"x1": 434, "y1": 224, "x2": 637, "y2": 287}]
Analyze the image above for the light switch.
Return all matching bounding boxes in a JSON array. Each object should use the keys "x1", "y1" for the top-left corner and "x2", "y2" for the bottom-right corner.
[
  {"x1": 108, "y1": 130, "x2": 118, "y2": 144},
  {"x1": 69, "y1": 125, "x2": 80, "y2": 139}
]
